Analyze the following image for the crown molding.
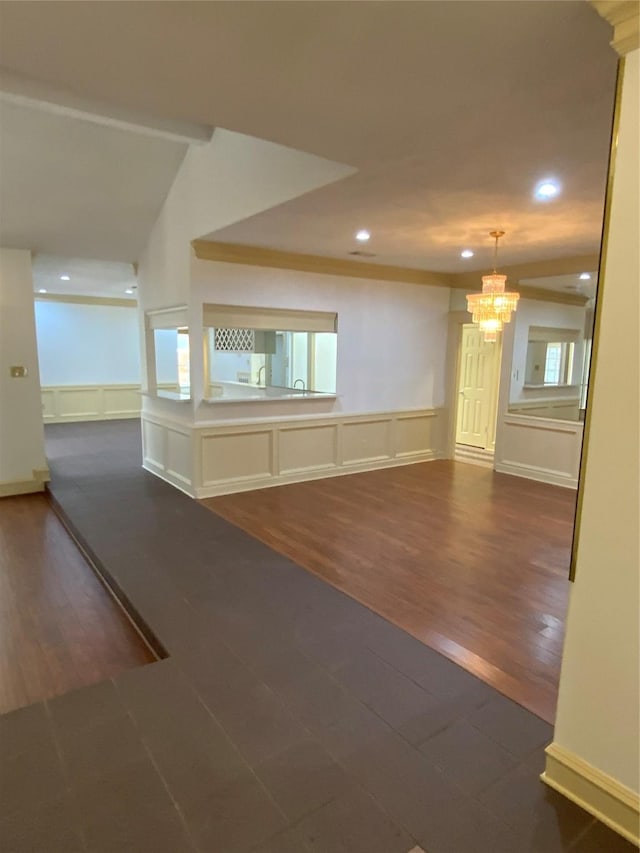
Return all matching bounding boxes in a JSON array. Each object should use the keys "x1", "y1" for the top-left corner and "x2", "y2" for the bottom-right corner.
[
  {"x1": 592, "y1": 0, "x2": 640, "y2": 55},
  {"x1": 193, "y1": 240, "x2": 595, "y2": 306},
  {"x1": 449, "y1": 253, "x2": 600, "y2": 291},
  {"x1": 192, "y1": 240, "x2": 454, "y2": 289},
  {"x1": 515, "y1": 286, "x2": 589, "y2": 306},
  {"x1": 35, "y1": 293, "x2": 137, "y2": 308}
]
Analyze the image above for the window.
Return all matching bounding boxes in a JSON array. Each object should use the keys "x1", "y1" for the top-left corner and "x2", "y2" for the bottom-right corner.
[
  {"x1": 145, "y1": 306, "x2": 191, "y2": 400},
  {"x1": 203, "y1": 304, "x2": 337, "y2": 400},
  {"x1": 524, "y1": 327, "x2": 579, "y2": 387},
  {"x1": 152, "y1": 328, "x2": 191, "y2": 396},
  {"x1": 543, "y1": 343, "x2": 562, "y2": 385}
]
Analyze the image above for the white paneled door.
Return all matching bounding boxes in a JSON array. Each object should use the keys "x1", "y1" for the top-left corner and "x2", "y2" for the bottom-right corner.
[{"x1": 455, "y1": 325, "x2": 501, "y2": 449}]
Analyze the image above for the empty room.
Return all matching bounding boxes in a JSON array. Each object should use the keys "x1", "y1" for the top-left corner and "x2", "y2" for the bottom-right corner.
[{"x1": 0, "y1": 2, "x2": 638, "y2": 852}]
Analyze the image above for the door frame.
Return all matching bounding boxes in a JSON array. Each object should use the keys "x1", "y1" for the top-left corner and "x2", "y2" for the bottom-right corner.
[{"x1": 444, "y1": 311, "x2": 504, "y2": 460}]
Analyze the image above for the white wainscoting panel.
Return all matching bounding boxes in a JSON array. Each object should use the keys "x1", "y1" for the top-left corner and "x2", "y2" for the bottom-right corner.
[
  {"x1": 395, "y1": 413, "x2": 437, "y2": 458},
  {"x1": 190, "y1": 408, "x2": 443, "y2": 498},
  {"x1": 495, "y1": 414, "x2": 583, "y2": 488},
  {"x1": 342, "y1": 418, "x2": 391, "y2": 465},
  {"x1": 166, "y1": 429, "x2": 193, "y2": 487},
  {"x1": 142, "y1": 418, "x2": 166, "y2": 471},
  {"x1": 103, "y1": 386, "x2": 141, "y2": 416},
  {"x1": 278, "y1": 424, "x2": 338, "y2": 475},
  {"x1": 142, "y1": 415, "x2": 194, "y2": 495},
  {"x1": 201, "y1": 429, "x2": 274, "y2": 487},
  {"x1": 41, "y1": 384, "x2": 141, "y2": 422},
  {"x1": 508, "y1": 398, "x2": 581, "y2": 421}
]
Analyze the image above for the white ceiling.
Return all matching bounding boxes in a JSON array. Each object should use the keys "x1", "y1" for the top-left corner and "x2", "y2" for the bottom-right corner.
[
  {"x1": 0, "y1": 100, "x2": 188, "y2": 261},
  {"x1": 32, "y1": 256, "x2": 137, "y2": 299},
  {"x1": 0, "y1": 1, "x2": 618, "y2": 276},
  {"x1": 522, "y1": 271, "x2": 598, "y2": 300}
]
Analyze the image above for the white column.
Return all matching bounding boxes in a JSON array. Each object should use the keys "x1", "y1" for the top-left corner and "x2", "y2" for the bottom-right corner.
[
  {"x1": 542, "y1": 6, "x2": 639, "y2": 843},
  {"x1": 0, "y1": 248, "x2": 48, "y2": 494}
]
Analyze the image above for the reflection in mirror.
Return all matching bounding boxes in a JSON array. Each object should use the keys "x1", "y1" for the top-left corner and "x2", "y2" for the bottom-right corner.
[
  {"x1": 524, "y1": 328, "x2": 578, "y2": 388},
  {"x1": 153, "y1": 328, "x2": 191, "y2": 398},
  {"x1": 205, "y1": 328, "x2": 337, "y2": 400},
  {"x1": 508, "y1": 300, "x2": 595, "y2": 422}
]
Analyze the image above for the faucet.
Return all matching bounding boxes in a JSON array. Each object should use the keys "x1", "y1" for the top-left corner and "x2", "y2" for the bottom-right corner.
[
  {"x1": 293, "y1": 378, "x2": 306, "y2": 391},
  {"x1": 257, "y1": 365, "x2": 266, "y2": 386}
]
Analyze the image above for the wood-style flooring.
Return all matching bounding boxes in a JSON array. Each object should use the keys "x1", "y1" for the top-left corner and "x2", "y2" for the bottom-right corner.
[
  {"x1": 203, "y1": 460, "x2": 577, "y2": 723},
  {"x1": 0, "y1": 493, "x2": 154, "y2": 715}
]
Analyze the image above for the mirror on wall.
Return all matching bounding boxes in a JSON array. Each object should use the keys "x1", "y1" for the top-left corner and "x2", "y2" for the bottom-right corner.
[{"x1": 507, "y1": 289, "x2": 595, "y2": 422}]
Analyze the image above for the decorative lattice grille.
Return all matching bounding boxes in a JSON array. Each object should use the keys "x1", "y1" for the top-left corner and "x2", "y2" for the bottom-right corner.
[{"x1": 214, "y1": 328, "x2": 255, "y2": 352}]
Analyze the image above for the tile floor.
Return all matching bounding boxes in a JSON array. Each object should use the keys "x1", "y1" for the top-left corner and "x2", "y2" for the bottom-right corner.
[{"x1": 0, "y1": 420, "x2": 634, "y2": 853}]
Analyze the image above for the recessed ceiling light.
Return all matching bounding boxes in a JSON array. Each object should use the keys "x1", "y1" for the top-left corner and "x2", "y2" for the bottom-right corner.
[
  {"x1": 38, "y1": 288, "x2": 47, "y2": 294},
  {"x1": 125, "y1": 288, "x2": 134, "y2": 295},
  {"x1": 461, "y1": 249, "x2": 474, "y2": 259},
  {"x1": 534, "y1": 179, "x2": 560, "y2": 201},
  {"x1": 579, "y1": 272, "x2": 591, "y2": 280},
  {"x1": 355, "y1": 229, "x2": 371, "y2": 242},
  {"x1": 60, "y1": 274, "x2": 70, "y2": 281}
]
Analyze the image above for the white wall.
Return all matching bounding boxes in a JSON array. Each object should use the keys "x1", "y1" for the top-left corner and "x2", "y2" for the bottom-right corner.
[
  {"x1": 508, "y1": 299, "x2": 586, "y2": 404},
  {"x1": 549, "y1": 47, "x2": 639, "y2": 813},
  {"x1": 137, "y1": 127, "x2": 357, "y2": 421},
  {"x1": 0, "y1": 249, "x2": 47, "y2": 490},
  {"x1": 190, "y1": 259, "x2": 451, "y2": 422},
  {"x1": 137, "y1": 127, "x2": 356, "y2": 314},
  {"x1": 35, "y1": 300, "x2": 141, "y2": 386}
]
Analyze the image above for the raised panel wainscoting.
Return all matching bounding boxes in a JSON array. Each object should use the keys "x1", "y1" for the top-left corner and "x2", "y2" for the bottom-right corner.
[
  {"x1": 495, "y1": 414, "x2": 583, "y2": 489},
  {"x1": 41, "y1": 384, "x2": 141, "y2": 423},
  {"x1": 508, "y1": 398, "x2": 581, "y2": 421},
  {"x1": 141, "y1": 408, "x2": 445, "y2": 498}
]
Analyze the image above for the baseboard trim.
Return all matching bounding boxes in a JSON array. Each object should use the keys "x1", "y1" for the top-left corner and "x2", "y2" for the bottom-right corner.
[
  {"x1": 495, "y1": 460, "x2": 578, "y2": 489},
  {"x1": 44, "y1": 411, "x2": 140, "y2": 424},
  {"x1": 0, "y1": 467, "x2": 51, "y2": 497},
  {"x1": 542, "y1": 743, "x2": 640, "y2": 845},
  {"x1": 41, "y1": 384, "x2": 141, "y2": 424},
  {"x1": 454, "y1": 445, "x2": 495, "y2": 468},
  {"x1": 195, "y1": 451, "x2": 441, "y2": 498},
  {"x1": 142, "y1": 460, "x2": 196, "y2": 498}
]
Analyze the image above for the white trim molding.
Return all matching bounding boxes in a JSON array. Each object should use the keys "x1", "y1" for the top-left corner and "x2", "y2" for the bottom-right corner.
[
  {"x1": 542, "y1": 743, "x2": 640, "y2": 846},
  {"x1": 42, "y1": 384, "x2": 141, "y2": 423},
  {"x1": 592, "y1": 0, "x2": 640, "y2": 56},
  {"x1": 494, "y1": 413, "x2": 583, "y2": 489},
  {"x1": 141, "y1": 408, "x2": 445, "y2": 498},
  {"x1": 0, "y1": 467, "x2": 50, "y2": 497},
  {"x1": 141, "y1": 415, "x2": 194, "y2": 496}
]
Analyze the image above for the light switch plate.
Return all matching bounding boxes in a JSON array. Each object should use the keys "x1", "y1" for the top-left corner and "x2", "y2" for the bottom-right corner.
[{"x1": 10, "y1": 365, "x2": 28, "y2": 378}]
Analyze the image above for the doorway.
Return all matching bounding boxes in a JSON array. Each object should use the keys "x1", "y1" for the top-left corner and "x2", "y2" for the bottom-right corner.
[{"x1": 454, "y1": 324, "x2": 502, "y2": 463}]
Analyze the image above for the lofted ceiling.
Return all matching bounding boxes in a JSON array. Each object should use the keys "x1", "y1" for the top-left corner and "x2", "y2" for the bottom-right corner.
[
  {"x1": 0, "y1": 1, "x2": 618, "y2": 276},
  {"x1": 0, "y1": 100, "x2": 189, "y2": 261}
]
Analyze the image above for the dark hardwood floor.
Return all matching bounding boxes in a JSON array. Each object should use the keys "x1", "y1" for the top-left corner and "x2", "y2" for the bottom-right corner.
[
  {"x1": 203, "y1": 460, "x2": 577, "y2": 723},
  {"x1": 0, "y1": 493, "x2": 155, "y2": 715}
]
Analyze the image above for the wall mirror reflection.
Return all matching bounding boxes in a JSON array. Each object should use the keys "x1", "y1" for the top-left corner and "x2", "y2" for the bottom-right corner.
[{"x1": 508, "y1": 286, "x2": 595, "y2": 422}]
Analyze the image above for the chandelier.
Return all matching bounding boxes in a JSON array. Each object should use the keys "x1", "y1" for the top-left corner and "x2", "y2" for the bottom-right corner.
[{"x1": 466, "y1": 230, "x2": 519, "y2": 342}]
